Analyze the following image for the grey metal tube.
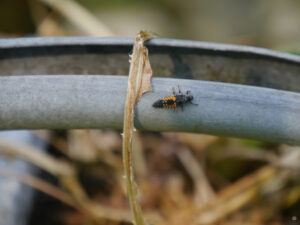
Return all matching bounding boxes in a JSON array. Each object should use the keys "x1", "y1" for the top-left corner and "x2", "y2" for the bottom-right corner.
[
  {"x1": 1, "y1": 37, "x2": 300, "y2": 92},
  {"x1": 1, "y1": 75, "x2": 300, "y2": 145}
]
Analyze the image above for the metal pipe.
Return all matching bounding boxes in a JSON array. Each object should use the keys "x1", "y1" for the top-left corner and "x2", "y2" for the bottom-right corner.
[
  {"x1": 1, "y1": 75, "x2": 300, "y2": 145},
  {"x1": 1, "y1": 37, "x2": 300, "y2": 92}
]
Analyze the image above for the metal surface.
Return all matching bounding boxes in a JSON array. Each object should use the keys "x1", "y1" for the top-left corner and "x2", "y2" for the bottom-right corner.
[
  {"x1": 0, "y1": 37, "x2": 300, "y2": 92},
  {"x1": 1, "y1": 75, "x2": 300, "y2": 145}
]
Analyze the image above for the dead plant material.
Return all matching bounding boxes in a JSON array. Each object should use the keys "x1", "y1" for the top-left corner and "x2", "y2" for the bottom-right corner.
[
  {"x1": 0, "y1": 137, "x2": 87, "y2": 211},
  {"x1": 0, "y1": 168, "x2": 81, "y2": 211},
  {"x1": 176, "y1": 133, "x2": 219, "y2": 152},
  {"x1": 0, "y1": 138, "x2": 75, "y2": 177},
  {"x1": 132, "y1": 131, "x2": 147, "y2": 181},
  {"x1": 0, "y1": 137, "x2": 134, "y2": 223},
  {"x1": 27, "y1": 0, "x2": 65, "y2": 36},
  {"x1": 0, "y1": 168, "x2": 133, "y2": 223},
  {"x1": 68, "y1": 130, "x2": 99, "y2": 162},
  {"x1": 39, "y1": 0, "x2": 113, "y2": 36},
  {"x1": 194, "y1": 166, "x2": 277, "y2": 225},
  {"x1": 122, "y1": 30, "x2": 154, "y2": 225},
  {"x1": 34, "y1": 130, "x2": 69, "y2": 156},
  {"x1": 176, "y1": 147, "x2": 215, "y2": 206}
]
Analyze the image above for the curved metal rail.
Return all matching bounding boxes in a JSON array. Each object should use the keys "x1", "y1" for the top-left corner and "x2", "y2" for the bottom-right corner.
[
  {"x1": 1, "y1": 37, "x2": 300, "y2": 144},
  {"x1": 1, "y1": 75, "x2": 300, "y2": 145},
  {"x1": 0, "y1": 37, "x2": 300, "y2": 92}
]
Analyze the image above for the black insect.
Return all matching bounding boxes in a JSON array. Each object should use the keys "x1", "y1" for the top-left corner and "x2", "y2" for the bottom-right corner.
[{"x1": 152, "y1": 86, "x2": 197, "y2": 110}]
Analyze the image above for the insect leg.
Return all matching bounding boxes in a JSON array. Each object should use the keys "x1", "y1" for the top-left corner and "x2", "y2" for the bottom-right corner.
[
  {"x1": 172, "y1": 87, "x2": 176, "y2": 96},
  {"x1": 177, "y1": 85, "x2": 182, "y2": 94}
]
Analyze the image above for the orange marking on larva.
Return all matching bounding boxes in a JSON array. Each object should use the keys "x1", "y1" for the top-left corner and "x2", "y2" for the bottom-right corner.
[
  {"x1": 162, "y1": 96, "x2": 176, "y2": 101},
  {"x1": 161, "y1": 96, "x2": 177, "y2": 108},
  {"x1": 152, "y1": 86, "x2": 196, "y2": 110}
]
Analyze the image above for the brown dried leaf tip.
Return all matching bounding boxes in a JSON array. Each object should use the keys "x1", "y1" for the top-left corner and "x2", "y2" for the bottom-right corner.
[{"x1": 123, "y1": 30, "x2": 156, "y2": 225}]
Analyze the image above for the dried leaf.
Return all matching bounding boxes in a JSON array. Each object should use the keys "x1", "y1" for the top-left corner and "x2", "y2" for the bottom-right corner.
[{"x1": 123, "y1": 30, "x2": 154, "y2": 225}]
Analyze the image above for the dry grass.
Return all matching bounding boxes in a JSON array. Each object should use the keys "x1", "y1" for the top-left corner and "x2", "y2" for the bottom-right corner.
[{"x1": 1, "y1": 131, "x2": 300, "y2": 225}]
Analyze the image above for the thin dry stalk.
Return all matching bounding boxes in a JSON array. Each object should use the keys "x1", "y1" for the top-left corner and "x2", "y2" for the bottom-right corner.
[
  {"x1": 0, "y1": 168, "x2": 80, "y2": 210},
  {"x1": 194, "y1": 166, "x2": 277, "y2": 225},
  {"x1": 123, "y1": 31, "x2": 154, "y2": 225},
  {"x1": 0, "y1": 137, "x2": 90, "y2": 211},
  {"x1": 27, "y1": 0, "x2": 65, "y2": 36},
  {"x1": 83, "y1": 202, "x2": 132, "y2": 223},
  {"x1": 39, "y1": 0, "x2": 113, "y2": 36},
  {"x1": 176, "y1": 147, "x2": 215, "y2": 206},
  {"x1": 284, "y1": 185, "x2": 300, "y2": 207},
  {"x1": 0, "y1": 169, "x2": 133, "y2": 223},
  {"x1": 0, "y1": 136, "x2": 134, "y2": 223},
  {"x1": 0, "y1": 138, "x2": 75, "y2": 177},
  {"x1": 59, "y1": 175, "x2": 89, "y2": 202},
  {"x1": 132, "y1": 131, "x2": 147, "y2": 180},
  {"x1": 37, "y1": 13, "x2": 66, "y2": 36}
]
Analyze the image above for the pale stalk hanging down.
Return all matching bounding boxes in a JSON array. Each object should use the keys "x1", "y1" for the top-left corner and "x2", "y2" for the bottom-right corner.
[{"x1": 122, "y1": 31, "x2": 153, "y2": 225}]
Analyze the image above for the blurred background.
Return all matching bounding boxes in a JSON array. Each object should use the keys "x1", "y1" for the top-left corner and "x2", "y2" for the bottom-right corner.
[
  {"x1": 0, "y1": 0, "x2": 300, "y2": 225},
  {"x1": 1, "y1": 0, "x2": 300, "y2": 50}
]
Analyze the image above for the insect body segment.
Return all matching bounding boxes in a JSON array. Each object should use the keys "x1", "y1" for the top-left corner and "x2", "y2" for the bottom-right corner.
[
  {"x1": 159, "y1": 96, "x2": 177, "y2": 108},
  {"x1": 152, "y1": 86, "x2": 197, "y2": 110}
]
